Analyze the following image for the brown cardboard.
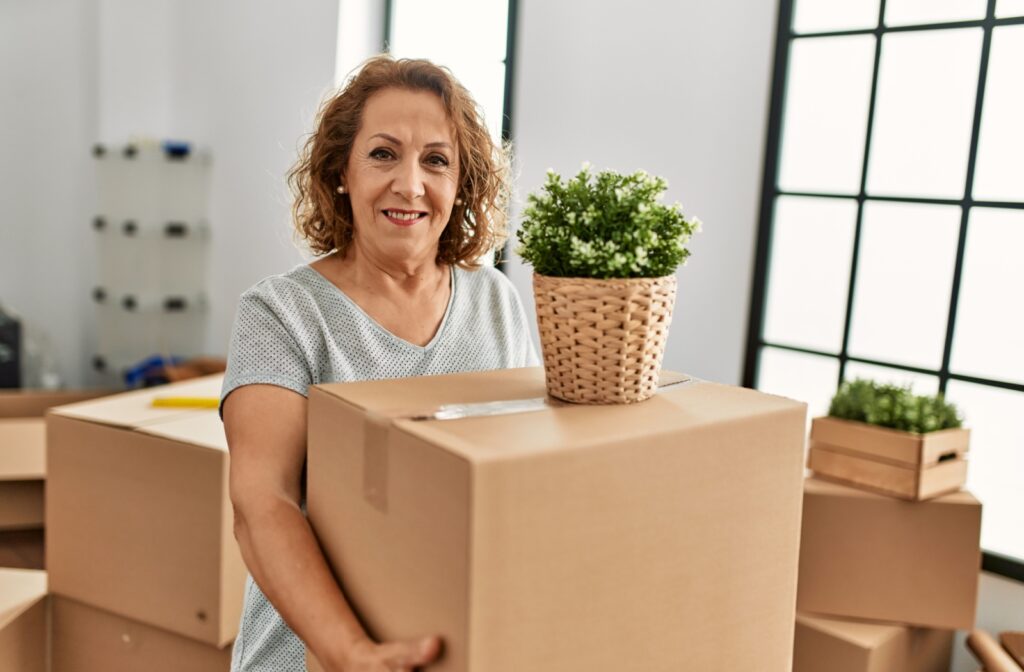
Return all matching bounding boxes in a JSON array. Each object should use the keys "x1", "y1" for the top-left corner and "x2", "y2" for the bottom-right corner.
[
  {"x1": 306, "y1": 367, "x2": 808, "y2": 672},
  {"x1": 0, "y1": 389, "x2": 112, "y2": 419},
  {"x1": 0, "y1": 568, "x2": 47, "y2": 672},
  {"x1": 46, "y1": 375, "x2": 246, "y2": 647},
  {"x1": 0, "y1": 389, "x2": 112, "y2": 532},
  {"x1": 808, "y1": 443, "x2": 968, "y2": 501},
  {"x1": 51, "y1": 596, "x2": 232, "y2": 672},
  {"x1": 0, "y1": 419, "x2": 46, "y2": 530},
  {"x1": 808, "y1": 417, "x2": 968, "y2": 500},
  {"x1": 0, "y1": 529, "x2": 44, "y2": 570},
  {"x1": 798, "y1": 477, "x2": 981, "y2": 629},
  {"x1": 794, "y1": 613, "x2": 953, "y2": 672}
]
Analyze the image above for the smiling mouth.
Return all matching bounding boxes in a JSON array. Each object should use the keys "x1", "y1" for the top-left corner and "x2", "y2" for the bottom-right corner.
[{"x1": 383, "y1": 209, "x2": 428, "y2": 223}]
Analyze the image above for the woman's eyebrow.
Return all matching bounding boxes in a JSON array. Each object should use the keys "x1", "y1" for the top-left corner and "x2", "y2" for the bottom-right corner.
[{"x1": 369, "y1": 132, "x2": 452, "y2": 150}]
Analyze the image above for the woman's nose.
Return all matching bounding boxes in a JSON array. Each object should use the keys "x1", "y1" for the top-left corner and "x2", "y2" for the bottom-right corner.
[{"x1": 390, "y1": 158, "x2": 426, "y2": 201}]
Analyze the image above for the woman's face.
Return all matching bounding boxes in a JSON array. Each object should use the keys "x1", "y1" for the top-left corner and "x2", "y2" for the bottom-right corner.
[{"x1": 343, "y1": 87, "x2": 460, "y2": 266}]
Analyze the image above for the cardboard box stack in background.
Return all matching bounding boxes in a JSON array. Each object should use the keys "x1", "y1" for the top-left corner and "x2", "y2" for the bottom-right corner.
[
  {"x1": 795, "y1": 416, "x2": 983, "y2": 672},
  {"x1": 0, "y1": 389, "x2": 112, "y2": 570},
  {"x1": 39, "y1": 375, "x2": 240, "y2": 670},
  {"x1": 0, "y1": 568, "x2": 47, "y2": 672},
  {"x1": 306, "y1": 367, "x2": 808, "y2": 672}
]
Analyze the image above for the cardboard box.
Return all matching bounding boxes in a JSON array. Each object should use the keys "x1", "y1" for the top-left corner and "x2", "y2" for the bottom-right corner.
[
  {"x1": 46, "y1": 375, "x2": 246, "y2": 646},
  {"x1": 0, "y1": 529, "x2": 44, "y2": 570},
  {"x1": 794, "y1": 612, "x2": 953, "y2": 672},
  {"x1": 0, "y1": 568, "x2": 47, "y2": 672},
  {"x1": 0, "y1": 389, "x2": 110, "y2": 531},
  {"x1": 808, "y1": 417, "x2": 968, "y2": 500},
  {"x1": 798, "y1": 477, "x2": 981, "y2": 629},
  {"x1": 306, "y1": 368, "x2": 808, "y2": 672},
  {"x1": 0, "y1": 389, "x2": 113, "y2": 419},
  {"x1": 51, "y1": 596, "x2": 232, "y2": 672},
  {"x1": 0, "y1": 419, "x2": 45, "y2": 530}
]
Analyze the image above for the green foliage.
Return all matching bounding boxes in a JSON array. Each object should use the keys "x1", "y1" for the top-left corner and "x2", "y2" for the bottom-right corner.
[
  {"x1": 515, "y1": 164, "x2": 702, "y2": 279},
  {"x1": 828, "y1": 378, "x2": 963, "y2": 433}
]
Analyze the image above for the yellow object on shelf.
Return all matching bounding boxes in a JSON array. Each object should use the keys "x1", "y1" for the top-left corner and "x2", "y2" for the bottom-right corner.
[{"x1": 151, "y1": 396, "x2": 219, "y2": 409}]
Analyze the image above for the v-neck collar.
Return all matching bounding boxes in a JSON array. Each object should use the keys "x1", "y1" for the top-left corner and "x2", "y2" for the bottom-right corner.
[{"x1": 301, "y1": 264, "x2": 456, "y2": 352}]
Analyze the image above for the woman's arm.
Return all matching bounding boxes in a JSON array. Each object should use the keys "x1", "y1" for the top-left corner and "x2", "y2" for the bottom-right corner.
[{"x1": 224, "y1": 384, "x2": 441, "y2": 671}]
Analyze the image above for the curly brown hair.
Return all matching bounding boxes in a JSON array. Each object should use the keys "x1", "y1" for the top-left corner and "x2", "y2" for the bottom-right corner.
[{"x1": 288, "y1": 55, "x2": 510, "y2": 268}]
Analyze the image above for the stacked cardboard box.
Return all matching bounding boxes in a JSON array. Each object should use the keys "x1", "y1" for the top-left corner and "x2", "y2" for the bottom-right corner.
[
  {"x1": 37, "y1": 375, "x2": 241, "y2": 670},
  {"x1": 0, "y1": 389, "x2": 112, "y2": 569},
  {"x1": 796, "y1": 434, "x2": 982, "y2": 670},
  {"x1": 0, "y1": 568, "x2": 47, "y2": 672},
  {"x1": 305, "y1": 367, "x2": 809, "y2": 671}
]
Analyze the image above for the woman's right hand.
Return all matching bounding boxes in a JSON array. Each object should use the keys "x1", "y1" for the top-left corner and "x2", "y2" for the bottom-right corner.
[{"x1": 332, "y1": 634, "x2": 442, "y2": 671}]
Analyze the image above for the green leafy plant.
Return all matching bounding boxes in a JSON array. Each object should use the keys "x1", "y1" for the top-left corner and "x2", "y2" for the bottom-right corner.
[
  {"x1": 828, "y1": 379, "x2": 963, "y2": 434},
  {"x1": 515, "y1": 164, "x2": 702, "y2": 278}
]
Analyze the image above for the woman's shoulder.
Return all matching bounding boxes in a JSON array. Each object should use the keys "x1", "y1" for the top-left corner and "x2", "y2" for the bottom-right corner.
[
  {"x1": 454, "y1": 263, "x2": 518, "y2": 296},
  {"x1": 235, "y1": 264, "x2": 332, "y2": 324},
  {"x1": 240, "y1": 264, "x2": 321, "y2": 302}
]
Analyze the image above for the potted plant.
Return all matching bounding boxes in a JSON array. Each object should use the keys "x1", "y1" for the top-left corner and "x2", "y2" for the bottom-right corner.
[
  {"x1": 516, "y1": 164, "x2": 702, "y2": 404},
  {"x1": 808, "y1": 379, "x2": 969, "y2": 500}
]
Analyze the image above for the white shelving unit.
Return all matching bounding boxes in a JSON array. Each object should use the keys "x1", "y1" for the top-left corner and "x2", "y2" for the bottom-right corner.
[{"x1": 92, "y1": 141, "x2": 211, "y2": 387}]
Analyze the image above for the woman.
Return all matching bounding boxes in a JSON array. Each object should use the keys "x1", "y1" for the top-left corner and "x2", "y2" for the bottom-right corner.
[{"x1": 220, "y1": 56, "x2": 537, "y2": 672}]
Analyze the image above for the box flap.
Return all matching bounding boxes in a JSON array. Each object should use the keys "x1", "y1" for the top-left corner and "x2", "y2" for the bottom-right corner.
[
  {"x1": 0, "y1": 389, "x2": 112, "y2": 419},
  {"x1": 49, "y1": 375, "x2": 224, "y2": 429},
  {"x1": 0, "y1": 568, "x2": 47, "y2": 629},
  {"x1": 0, "y1": 419, "x2": 45, "y2": 480},
  {"x1": 135, "y1": 411, "x2": 228, "y2": 452},
  {"x1": 796, "y1": 612, "x2": 903, "y2": 649},
  {"x1": 409, "y1": 382, "x2": 804, "y2": 462},
  {"x1": 317, "y1": 366, "x2": 547, "y2": 412}
]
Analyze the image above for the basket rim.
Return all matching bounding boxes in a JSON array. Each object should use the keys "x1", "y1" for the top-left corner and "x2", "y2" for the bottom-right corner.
[{"x1": 532, "y1": 272, "x2": 677, "y2": 284}]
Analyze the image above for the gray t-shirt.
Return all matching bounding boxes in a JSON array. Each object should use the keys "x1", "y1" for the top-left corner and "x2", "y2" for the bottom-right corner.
[{"x1": 220, "y1": 262, "x2": 537, "y2": 672}]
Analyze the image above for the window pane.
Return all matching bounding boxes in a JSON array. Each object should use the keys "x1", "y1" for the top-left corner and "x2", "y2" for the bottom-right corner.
[
  {"x1": 997, "y1": 0, "x2": 1024, "y2": 18},
  {"x1": 951, "y1": 208, "x2": 1024, "y2": 384},
  {"x1": 973, "y1": 26, "x2": 1024, "y2": 202},
  {"x1": 389, "y1": 0, "x2": 508, "y2": 139},
  {"x1": 848, "y1": 201, "x2": 960, "y2": 369},
  {"x1": 843, "y1": 361, "x2": 939, "y2": 395},
  {"x1": 792, "y1": 0, "x2": 879, "y2": 33},
  {"x1": 866, "y1": 29, "x2": 982, "y2": 199},
  {"x1": 884, "y1": 0, "x2": 986, "y2": 26},
  {"x1": 764, "y1": 196, "x2": 857, "y2": 353},
  {"x1": 390, "y1": 0, "x2": 507, "y2": 63},
  {"x1": 946, "y1": 381, "x2": 1024, "y2": 562},
  {"x1": 779, "y1": 35, "x2": 875, "y2": 194},
  {"x1": 757, "y1": 346, "x2": 840, "y2": 427}
]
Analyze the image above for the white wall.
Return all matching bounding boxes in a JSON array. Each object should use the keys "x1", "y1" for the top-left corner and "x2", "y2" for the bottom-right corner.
[
  {"x1": 0, "y1": 0, "x2": 339, "y2": 387},
  {"x1": 508, "y1": 0, "x2": 778, "y2": 385},
  {"x1": 0, "y1": 0, "x2": 99, "y2": 387}
]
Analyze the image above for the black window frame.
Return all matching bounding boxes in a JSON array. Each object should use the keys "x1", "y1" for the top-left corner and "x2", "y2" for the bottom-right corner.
[{"x1": 744, "y1": 0, "x2": 1024, "y2": 583}]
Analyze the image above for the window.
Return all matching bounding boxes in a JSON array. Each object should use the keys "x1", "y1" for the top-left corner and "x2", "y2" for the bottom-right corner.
[
  {"x1": 386, "y1": 0, "x2": 515, "y2": 143},
  {"x1": 746, "y1": 0, "x2": 1024, "y2": 581}
]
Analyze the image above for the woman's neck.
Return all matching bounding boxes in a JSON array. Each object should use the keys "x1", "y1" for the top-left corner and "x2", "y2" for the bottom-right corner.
[{"x1": 318, "y1": 243, "x2": 448, "y2": 298}]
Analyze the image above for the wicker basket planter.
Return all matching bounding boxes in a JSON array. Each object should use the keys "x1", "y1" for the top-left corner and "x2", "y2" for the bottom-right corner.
[{"x1": 533, "y1": 273, "x2": 677, "y2": 404}]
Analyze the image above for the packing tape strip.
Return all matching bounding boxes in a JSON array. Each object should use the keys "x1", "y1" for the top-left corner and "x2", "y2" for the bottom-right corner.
[
  {"x1": 360, "y1": 372, "x2": 697, "y2": 512},
  {"x1": 362, "y1": 411, "x2": 393, "y2": 514}
]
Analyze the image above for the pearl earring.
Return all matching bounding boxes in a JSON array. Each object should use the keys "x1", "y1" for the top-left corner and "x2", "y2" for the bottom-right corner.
[
  {"x1": 336, "y1": 185, "x2": 346, "y2": 194},
  {"x1": 454, "y1": 197, "x2": 464, "y2": 206}
]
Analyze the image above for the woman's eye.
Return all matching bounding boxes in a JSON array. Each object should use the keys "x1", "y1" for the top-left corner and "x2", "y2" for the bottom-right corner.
[
  {"x1": 369, "y1": 148, "x2": 394, "y2": 160},
  {"x1": 426, "y1": 154, "x2": 450, "y2": 168}
]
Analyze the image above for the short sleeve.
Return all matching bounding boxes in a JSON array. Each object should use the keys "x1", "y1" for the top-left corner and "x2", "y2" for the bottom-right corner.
[{"x1": 220, "y1": 287, "x2": 312, "y2": 415}]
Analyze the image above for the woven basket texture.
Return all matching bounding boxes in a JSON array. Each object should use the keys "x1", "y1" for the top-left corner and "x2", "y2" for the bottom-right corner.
[{"x1": 532, "y1": 273, "x2": 677, "y2": 404}]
